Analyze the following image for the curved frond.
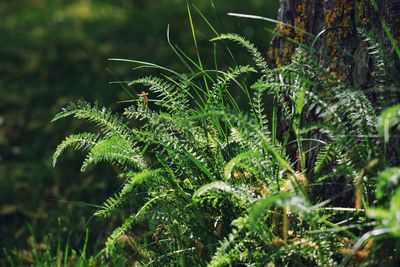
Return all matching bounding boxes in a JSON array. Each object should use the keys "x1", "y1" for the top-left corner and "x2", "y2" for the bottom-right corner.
[
  {"x1": 223, "y1": 150, "x2": 261, "y2": 180},
  {"x1": 357, "y1": 27, "x2": 387, "y2": 88},
  {"x1": 128, "y1": 76, "x2": 189, "y2": 113},
  {"x1": 314, "y1": 144, "x2": 335, "y2": 174},
  {"x1": 193, "y1": 181, "x2": 256, "y2": 206},
  {"x1": 52, "y1": 101, "x2": 134, "y2": 144},
  {"x1": 52, "y1": 132, "x2": 101, "y2": 167},
  {"x1": 211, "y1": 34, "x2": 267, "y2": 71},
  {"x1": 95, "y1": 169, "x2": 164, "y2": 218},
  {"x1": 208, "y1": 65, "x2": 256, "y2": 109},
  {"x1": 105, "y1": 194, "x2": 166, "y2": 255},
  {"x1": 81, "y1": 135, "x2": 146, "y2": 172}
]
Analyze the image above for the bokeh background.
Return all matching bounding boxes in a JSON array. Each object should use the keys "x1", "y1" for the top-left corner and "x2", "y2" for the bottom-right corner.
[{"x1": 0, "y1": 0, "x2": 278, "y2": 261}]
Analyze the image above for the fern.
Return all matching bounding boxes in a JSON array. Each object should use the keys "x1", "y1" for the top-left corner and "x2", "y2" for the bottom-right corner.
[
  {"x1": 52, "y1": 31, "x2": 400, "y2": 266},
  {"x1": 207, "y1": 65, "x2": 256, "y2": 109},
  {"x1": 128, "y1": 76, "x2": 189, "y2": 113},
  {"x1": 123, "y1": 104, "x2": 155, "y2": 121},
  {"x1": 211, "y1": 34, "x2": 268, "y2": 72},
  {"x1": 105, "y1": 194, "x2": 167, "y2": 255},
  {"x1": 95, "y1": 169, "x2": 163, "y2": 218},
  {"x1": 223, "y1": 150, "x2": 261, "y2": 179},
  {"x1": 81, "y1": 135, "x2": 146, "y2": 172},
  {"x1": 314, "y1": 144, "x2": 336, "y2": 174},
  {"x1": 52, "y1": 132, "x2": 101, "y2": 167},
  {"x1": 194, "y1": 181, "x2": 256, "y2": 207},
  {"x1": 378, "y1": 104, "x2": 400, "y2": 143},
  {"x1": 357, "y1": 27, "x2": 388, "y2": 88},
  {"x1": 52, "y1": 101, "x2": 135, "y2": 145},
  {"x1": 250, "y1": 81, "x2": 269, "y2": 133}
]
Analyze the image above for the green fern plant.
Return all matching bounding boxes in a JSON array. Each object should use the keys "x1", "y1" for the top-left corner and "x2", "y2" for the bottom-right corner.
[{"x1": 53, "y1": 29, "x2": 400, "y2": 266}]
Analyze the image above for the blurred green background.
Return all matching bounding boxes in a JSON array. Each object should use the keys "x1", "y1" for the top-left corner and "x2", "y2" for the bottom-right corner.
[{"x1": 0, "y1": 0, "x2": 278, "y2": 262}]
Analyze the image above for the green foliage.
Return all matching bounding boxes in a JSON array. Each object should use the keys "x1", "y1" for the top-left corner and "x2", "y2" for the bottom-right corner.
[
  {"x1": 376, "y1": 167, "x2": 400, "y2": 200},
  {"x1": 53, "y1": 28, "x2": 400, "y2": 266},
  {"x1": 53, "y1": 132, "x2": 101, "y2": 167},
  {"x1": 0, "y1": 2, "x2": 280, "y2": 262},
  {"x1": 314, "y1": 144, "x2": 335, "y2": 175},
  {"x1": 95, "y1": 169, "x2": 163, "y2": 218},
  {"x1": 129, "y1": 76, "x2": 190, "y2": 113},
  {"x1": 3, "y1": 225, "x2": 126, "y2": 267},
  {"x1": 211, "y1": 33, "x2": 268, "y2": 71},
  {"x1": 378, "y1": 104, "x2": 400, "y2": 143}
]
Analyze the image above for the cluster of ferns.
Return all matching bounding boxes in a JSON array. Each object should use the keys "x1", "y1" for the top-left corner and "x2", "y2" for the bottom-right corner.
[{"x1": 53, "y1": 30, "x2": 400, "y2": 266}]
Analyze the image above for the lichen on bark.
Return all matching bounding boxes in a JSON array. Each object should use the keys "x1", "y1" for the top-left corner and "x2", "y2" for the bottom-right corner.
[{"x1": 268, "y1": 0, "x2": 400, "y2": 90}]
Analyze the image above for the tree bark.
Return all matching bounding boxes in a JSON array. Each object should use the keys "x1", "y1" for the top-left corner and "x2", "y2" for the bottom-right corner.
[
  {"x1": 268, "y1": 0, "x2": 400, "y2": 89},
  {"x1": 268, "y1": 1, "x2": 400, "y2": 206}
]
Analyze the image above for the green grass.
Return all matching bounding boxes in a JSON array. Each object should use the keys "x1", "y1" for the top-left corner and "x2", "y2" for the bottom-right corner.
[{"x1": 3, "y1": 226, "x2": 127, "y2": 267}]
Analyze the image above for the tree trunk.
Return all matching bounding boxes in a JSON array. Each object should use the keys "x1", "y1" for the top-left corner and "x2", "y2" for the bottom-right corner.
[
  {"x1": 268, "y1": 0, "x2": 400, "y2": 90},
  {"x1": 268, "y1": 1, "x2": 400, "y2": 206}
]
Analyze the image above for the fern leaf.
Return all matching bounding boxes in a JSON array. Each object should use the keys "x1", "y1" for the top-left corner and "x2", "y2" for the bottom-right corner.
[
  {"x1": 184, "y1": 147, "x2": 216, "y2": 182},
  {"x1": 378, "y1": 104, "x2": 400, "y2": 143},
  {"x1": 81, "y1": 135, "x2": 146, "y2": 172},
  {"x1": 223, "y1": 150, "x2": 261, "y2": 179},
  {"x1": 95, "y1": 169, "x2": 163, "y2": 218},
  {"x1": 250, "y1": 78, "x2": 270, "y2": 132},
  {"x1": 208, "y1": 229, "x2": 240, "y2": 267},
  {"x1": 208, "y1": 65, "x2": 256, "y2": 109},
  {"x1": 193, "y1": 181, "x2": 236, "y2": 198},
  {"x1": 105, "y1": 194, "x2": 166, "y2": 255},
  {"x1": 314, "y1": 144, "x2": 334, "y2": 174},
  {"x1": 211, "y1": 34, "x2": 267, "y2": 71},
  {"x1": 123, "y1": 104, "x2": 155, "y2": 121},
  {"x1": 52, "y1": 133, "x2": 101, "y2": 167},
  {"x1": 193, "y1": 181, "x2": 255, "y2": 206},
  {"x1": 52, "y1": 101, "x2": 134, "y2": 144},
  {"x1": 357, "y1": 27, "x2": 388, "y2": 87},
  {"x1": 128, "y1": 76, "x2": 189, "y2": 113}
]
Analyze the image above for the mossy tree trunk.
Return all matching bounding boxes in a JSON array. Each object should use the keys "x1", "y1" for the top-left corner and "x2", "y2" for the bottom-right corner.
[{"x1": 268, "y1": 0, "x2": 400, "y2": 90}]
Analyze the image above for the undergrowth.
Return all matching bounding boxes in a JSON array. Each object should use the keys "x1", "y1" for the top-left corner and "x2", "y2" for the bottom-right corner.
[
  {"x1": 52, "y1": 14, "x2": 400, "y2": 267},
  {"x1": 4, "y1": 226, "x2": 127, "y2": 267}
]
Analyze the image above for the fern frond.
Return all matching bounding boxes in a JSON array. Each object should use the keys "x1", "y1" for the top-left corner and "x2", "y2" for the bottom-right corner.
[
  {"x1": 52, "y1": 132, "x2": 101, "y2": 167},
  {"x1": 95, "y1": 169, "x2": 163, "y2": 218},
  {"x1": 250, "y1": 80, "x2": 270, "y2": 132},
  {"x1": 208, "y1": 65, "x2": 256, "y2": 109},
  {"x1": 314, "y1": 144, "x2": 334, "y2": 174},
  {"x1": 52, "y1": 101, "x2": 134, "y2": 143},
  {"x1": 123, "y1": 104, "x2": 155, "y2": 121},
  {"x1": 335, "y1": 89, "x2": 377, "y2": 135},
  {"x1": 105, "y1": 194, "x2": 166, "y2": 256},
  {"x1": 378, "y1": 104, "x2": 400, "y2": 143},
  {"x1": 193, "y1": 181, "x2": 255, "y2": 205},
  {"x1": 223, "y1": 150, "x2": 261, "y2": 180},
  {"x1": 226, "y1": 112, "x2": 273, "y2": 153},
  {"x1": 128, "y1": 76, "x2": 189, "y2": 113},
  {"x1": 81, "y1": 135, "x2": 146, "y2": 172},
  {"x1": 251, "y1": 73, "x2": 292, "y2": 121},
  {"x1": 211, "y1": 34, "x2": 267, "y2": 71},
  {"x1": 357, "y1": 27, "x2": 387, "y2": 87},
  {"x1": 306, "y1": 90, "x2": 342, "y2": 124},
  {"x1": 208, "y1": 228, "x2": 240, "y2": 267}
]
